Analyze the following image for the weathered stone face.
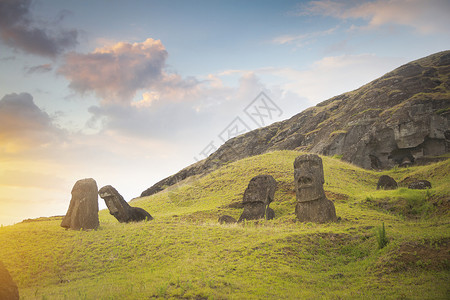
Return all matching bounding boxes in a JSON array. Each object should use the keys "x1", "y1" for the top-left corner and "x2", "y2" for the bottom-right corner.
[
  {"x1": 377, "y1": 175, "x2": 398, "y2": 190},
  {"x1": 0, "y1": 261, "x2": 19, "y2": 300},
  {"x1": 294, "y1": 154, "x2": 325, "y2": 202},
  {"x1": 293, "y1": 154, "x2": 337, "y2": 223},
  {"x1": 99, "y1": 185, "x2": 153, "y2": 223},
  {"x1": 238, "y1": 175, "x2": 278, "y2": 222},
  {"x1": 61, "y1": 178, "x2": 99, "y2": 230}
]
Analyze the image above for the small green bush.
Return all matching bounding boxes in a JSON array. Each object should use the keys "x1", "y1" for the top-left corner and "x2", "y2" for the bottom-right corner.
[{"x1": 376, "y1": 222, "x2": 389, "y2": 249}]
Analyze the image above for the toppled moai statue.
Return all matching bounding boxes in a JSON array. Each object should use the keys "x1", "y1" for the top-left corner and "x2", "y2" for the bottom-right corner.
[
  {"x1": 294, "y1": 154, "x2": 337, "y2": 223},
  {"x1": 408, "y1": 180, "x2": 432, "y2": 190},
  {"x1": 98, "y1": 185, "x2": 153, "y2": 223},
  {"x1": 218, "y1": 215, "x2": 237, "y2": 224},
  {"x1": 0, "y1": 261, "x2": 19, "y2": 300},
  {"x1": 377, "y1": 175, "x2": 398, "y2": 190},
  {"x1": 238, "y1": 175, "x2": 277, "y2": 222},
  {"x1": 61, "y1": 178, "x2": 99, "y2": 230}
]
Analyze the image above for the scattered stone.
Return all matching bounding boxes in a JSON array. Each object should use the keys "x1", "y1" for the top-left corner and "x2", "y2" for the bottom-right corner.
[
  {"x1": 294, "y1": 154, "x2": 337, "y2": 223},
  {"x1": 61, "y1": 178, "x2": 99, "y2": 230},
  {"x1": 266, "y1": 207, "x2": 275, "y2": 220},
  {"x1": 99, "y1": 185, "x2": 153, "y2": 223},
  {"x1": 0, "y1": 261, "x2": 19, "y2": 300},
  {"x1": 377, "y1": 175, "x2": 398, "y2": 190},
  {"x1": 238, "y1": 175, "x2": 277, "y2": 222},
  {"x1": 408, "y1": 180, "x2": 432, "y2": 190},
  {"x1": 218, "y1": 215, "x2": 237, "y2": 224}
]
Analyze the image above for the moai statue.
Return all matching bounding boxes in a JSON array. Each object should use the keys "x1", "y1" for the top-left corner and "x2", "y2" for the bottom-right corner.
[
  {"x1": 61, "y1": 178, "x2": 99, "y2": 230},
  {"x1": 238, "y1": 175, "x2": 277, "y2": 222},
  {"x1": 294, "y1": 154, "x2": 337, "y2": 223},
  {"x1": 99, "y1": 185, "x2": 153, "y2": 223}
]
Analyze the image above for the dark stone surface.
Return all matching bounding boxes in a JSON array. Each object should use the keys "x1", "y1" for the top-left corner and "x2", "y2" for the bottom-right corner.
[
  {"x1": 61, "y1": 178, "x2": 99, "y2": 230},
  {"x1": 377, "y1": 175, "x2": 398, "y2": 190},
  {"x1": 266, "y1": 207, "x2": 275, "y2": 220},
  {"x1": 408, "y1": 180, "x2": 432, "y2": 189},
  {"x1": 140, "y1": 51, "x2": 450, "y2": 198},
  {"x1": 0, "y1": 261, "x2": 19, "y2": 300},
  {"x1": 294, "y1": 154, "x2": 337, "y2": 223},
  {"x1": 218, "y1": 215, "x2": 237, "y2": 224},
  {"x1": 99, "y1": 185, "x2": 153, "y2": 223},
  {"x1": 238, "y1": 175, "x2": 277, "y2": 222}
]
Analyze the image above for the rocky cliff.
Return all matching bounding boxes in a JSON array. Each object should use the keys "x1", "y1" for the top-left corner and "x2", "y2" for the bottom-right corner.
[{"x1": 141, "y1": 50, "x2": 450, "y2": 197}]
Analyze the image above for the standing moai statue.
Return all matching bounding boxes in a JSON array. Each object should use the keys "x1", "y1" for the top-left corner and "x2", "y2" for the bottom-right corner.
[
  {"x1": 238, "y1": 175, "x2": 277, "y2": 222},
  {"x1": 99, "y1": 185, "x2": 153, "y2": 223},
  {"x1": 294, "y1": 154, "x2": 337, "y2": 223},
  {"x1": 61, "y1": 178, "x2": 99, "y2": 230}
]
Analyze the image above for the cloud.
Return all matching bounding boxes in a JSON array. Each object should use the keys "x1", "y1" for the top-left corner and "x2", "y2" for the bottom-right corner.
[
  {"x1": 25, "y1": 63, "x2": 53, "y2": 74},
  {"x1": 272, "y1": 26, "x2": 338, "y2": 47},
  {"x1": 58, "y1": 38, "x2": 198, "y2": 104},
  {"x1": 300, "y1": 0, "x2": 450, "y2": 34},
  {"x1": 0, "y1": 0, "x2": 78, "y2": 57},
  {"x1": 0, "y1": 92, "x2": 63, "y2": 153}
]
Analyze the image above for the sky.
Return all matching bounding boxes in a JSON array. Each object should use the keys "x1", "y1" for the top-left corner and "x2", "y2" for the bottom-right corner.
[{"x1": 0, "y1": 0, "x2": 449, "y2": 226}]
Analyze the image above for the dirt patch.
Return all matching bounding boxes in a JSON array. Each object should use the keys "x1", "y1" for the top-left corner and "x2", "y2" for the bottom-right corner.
[
  {"x1": 374, "y1": 238, "x2": 450, "y2": 274},
  {"x1": 325, "y1": 191, "x2": 349, "y2": 202}
]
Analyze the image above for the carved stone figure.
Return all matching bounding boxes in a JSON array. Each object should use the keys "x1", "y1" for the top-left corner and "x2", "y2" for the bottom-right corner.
[
  {"x1": 238, "y1": 175, "x2": 277, "y2": 222},
  {"x1": 99, "y1": 185, "x2": 153, "y2": 223},
  {"x1": 294, "y1": 154, "x2": 337, "y2": 223},
  {"x1": 61, "y1": 178, "x2": 99, "y2": 230},
  {"x1": 0, "y1": 261, "x2": 19, "y2": 300}
]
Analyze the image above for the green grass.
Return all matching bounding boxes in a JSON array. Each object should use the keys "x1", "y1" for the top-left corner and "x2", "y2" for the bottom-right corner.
[{"x1": 0, "y1": 151, "x2": 449, "y2": 299}]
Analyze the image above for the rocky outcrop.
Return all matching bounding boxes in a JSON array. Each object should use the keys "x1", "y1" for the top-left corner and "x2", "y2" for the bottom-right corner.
[
  {"x1": 99, "y1": 185, "x2": 153, "y2": 223},
  {"x1": 0, "y1": 261, "x2": 19, "y2": 300},
  {"x1": 61, "y1": 178, "x2": 99, "y2": 230},
  {"x1": 377, "y1": 175, "x2": 398, "y2": 190},
  {"x1": 408, "y1": 180, "x2": 432, "y2": 190},
  {"x1": 141, "y1": 51, "x2": 450, "y2": 198}
]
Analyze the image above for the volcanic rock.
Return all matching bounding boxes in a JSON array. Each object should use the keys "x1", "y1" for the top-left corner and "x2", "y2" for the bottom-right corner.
[
  {"x1": 0, "y1": 261, "x2": 19, "y2": 300},
  {"x1": 61, "y1": 178, "x2": 99, "y2": 230},
  {"x1": 408, "y1": 180, "x2": 432, "y2": 189},
  {"x1": 377, "y1": 175, "x2": 398, "y2": 190}
]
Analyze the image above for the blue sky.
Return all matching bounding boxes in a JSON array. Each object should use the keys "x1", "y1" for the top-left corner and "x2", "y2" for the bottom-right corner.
[{"x1": 0, "y1": 0, "x2": 449, "y2": 225}]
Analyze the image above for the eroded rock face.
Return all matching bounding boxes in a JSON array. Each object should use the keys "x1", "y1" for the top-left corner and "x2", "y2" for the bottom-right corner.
[
  {"x1": 238, "y1": 175, "x2": 277, "y2": 222},
  {"x1": 294, "y1": 154, "x2": 337, "y2": 223},
  {"x1": 377, "y1": 175, "x2": 398, "y2": 190},
  {"x1": 99, "y1": 185, "x2": 153, "y2": 223},
  {"x1": 0, "y1": 261, "x2": 19, "y2": 300},
  {"x1": 140, "y1": 51, "x2": 450, "y2": 198},
  {"x1": 61, "y1": 178, "x2": 99, "y2": 230}
]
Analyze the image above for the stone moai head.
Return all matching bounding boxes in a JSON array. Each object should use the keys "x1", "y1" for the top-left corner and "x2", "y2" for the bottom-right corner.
[
  {"x1": 294, "y1": 154, "x2": 325, "y2": 202},
  {"x1": 98, "y1": 185, "x2": 129, "y2": 220},
  {"x1": 242, "y1": 175, "x2": 277, "y2": 206}
]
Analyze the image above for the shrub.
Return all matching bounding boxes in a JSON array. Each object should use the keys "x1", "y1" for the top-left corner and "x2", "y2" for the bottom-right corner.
[{"x1": 376, "y1": 222, "x2": 389, "y2": 249}]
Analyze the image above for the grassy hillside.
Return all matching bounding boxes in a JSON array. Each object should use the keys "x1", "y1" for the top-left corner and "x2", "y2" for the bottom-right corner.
[{"x1": 0, "y1": 151, "x2": 449, "y2": 299}]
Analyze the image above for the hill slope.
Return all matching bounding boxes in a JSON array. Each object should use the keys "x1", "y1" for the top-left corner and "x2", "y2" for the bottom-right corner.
[
  {"x1": 141, "y1": 50, "x2": 450, "y2": 197},
  {"x1": 1, "y1": 151, "x2": 449, "y2": 299}
]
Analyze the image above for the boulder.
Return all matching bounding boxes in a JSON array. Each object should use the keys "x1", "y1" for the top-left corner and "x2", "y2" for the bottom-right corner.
[
  {"x1": 99, "y1": 185, "x2": 153, "y2": 223},
  {"x1": 0, "y1": 261, "x2": 19, "y2": 300},
  {"x1": 238, "y1": 175, "x2": 277, "y2": 222},
  {"x1": 61, "y1": 178, "x2": 99, "y2": 230},
  {"x1": 294, "y1": 154, "x2": 337, "y2": 223},
  {"x1": 218, "y1": 215, "x2": 237, "y2": 224},
  {"x1": 408, "y1": 180, "x2": 432, "y2": 189},
  {"x1": 266, "y1": 207, "x2": 275, "y2": 220},
  {"x1": 377, "y1": 175, "x2": 398, "y2": 190}
]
